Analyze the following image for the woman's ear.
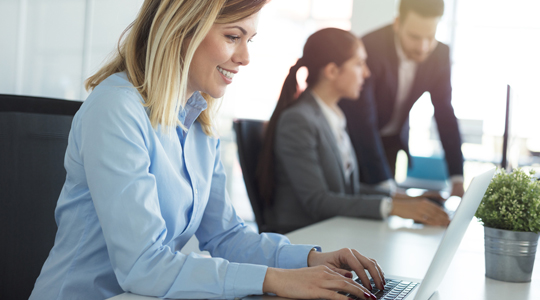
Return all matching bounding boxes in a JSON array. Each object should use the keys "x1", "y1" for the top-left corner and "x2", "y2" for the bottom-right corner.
[{"x1": 322, "y1": 62, "x2": 340, "y2": 81}]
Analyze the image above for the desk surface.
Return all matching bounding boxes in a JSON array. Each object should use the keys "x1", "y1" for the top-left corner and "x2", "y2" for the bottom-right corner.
[
  {"x1": 108, "y1": 216, "x2": 539, "y2": 300},
  {"x1": 286, "y1": 216, "x2": 540, "y2": 300}
]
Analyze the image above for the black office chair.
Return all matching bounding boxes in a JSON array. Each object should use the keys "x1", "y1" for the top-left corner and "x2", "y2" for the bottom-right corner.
[
  {"x1": 0, "y1": 94, "x2": 82, "y2": 300},
  {"x1": 233, "y1": 119, "x2": 269, "y2": 233}
]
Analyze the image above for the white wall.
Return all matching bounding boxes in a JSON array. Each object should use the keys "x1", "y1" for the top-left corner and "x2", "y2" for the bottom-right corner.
[
  {"x1": 0, "y1": 0, "x2": 23, "y2": 95},
  {"x1": 0, "y1": 0, "x2": 144, "y2": 100},
  {"x1": 350, "y1": 0, "x2": 397, "y2": 37}
]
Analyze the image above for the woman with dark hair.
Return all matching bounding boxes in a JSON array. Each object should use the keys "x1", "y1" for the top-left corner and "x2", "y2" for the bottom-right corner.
[
  {"x1": 259, "y1": 28, "x2": 450, "y2": 234},
  {"x1": 29, "y1": 2, "x2": 384, "y2": 300}
]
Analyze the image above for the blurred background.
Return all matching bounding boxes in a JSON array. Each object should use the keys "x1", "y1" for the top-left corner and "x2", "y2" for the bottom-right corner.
[{"x1": 1, "y1": 0, "x2": 539, "y2": 221}]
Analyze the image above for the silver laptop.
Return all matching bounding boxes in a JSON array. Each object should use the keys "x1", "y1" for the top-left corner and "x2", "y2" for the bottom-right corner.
[
  {"x1": 355, "y1": 168, "x2": 495, "y2": 300},
  {"x1": 245, "y1": 167, "x2": 496, "y2": 300}
]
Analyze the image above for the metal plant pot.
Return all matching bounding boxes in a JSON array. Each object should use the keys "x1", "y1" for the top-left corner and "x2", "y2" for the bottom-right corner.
[{"x1": 484, "y1": 226, "x2": 540, "y2": 282}]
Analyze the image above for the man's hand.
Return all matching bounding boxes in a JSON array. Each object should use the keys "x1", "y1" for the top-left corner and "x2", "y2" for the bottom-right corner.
[{"x1": 450, "y1": 182, "x2": 464, "y2": 197}]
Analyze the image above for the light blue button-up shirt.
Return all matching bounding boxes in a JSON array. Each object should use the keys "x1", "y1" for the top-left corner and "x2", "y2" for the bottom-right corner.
[{"x1": 30, "y1": 72, "x2": 316, "y2": 300}]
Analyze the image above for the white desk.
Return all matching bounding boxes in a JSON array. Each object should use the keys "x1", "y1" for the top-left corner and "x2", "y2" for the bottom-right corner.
[
  {"x1": 286, "y1": 216, "x2": 540, "y2": 300},
  {"x1": 108, "y1": 216, "x2": 539, "y2": 300}
]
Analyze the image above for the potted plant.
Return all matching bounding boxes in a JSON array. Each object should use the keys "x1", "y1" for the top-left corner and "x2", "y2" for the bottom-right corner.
[{"x1": 475, "y1": 168, "x2": 540, "y2": 282}]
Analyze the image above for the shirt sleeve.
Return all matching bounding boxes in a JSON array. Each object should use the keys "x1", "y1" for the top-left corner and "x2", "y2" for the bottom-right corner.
[
  {"x1": 195, "y1": 138, "x2": 319, "y2": 297},
  {"x1": 79, "y1": 90, "x2": 316, "y2": 299},
  {"x1": 379, "y1": 197, "x2": 394, "y2": 219}
]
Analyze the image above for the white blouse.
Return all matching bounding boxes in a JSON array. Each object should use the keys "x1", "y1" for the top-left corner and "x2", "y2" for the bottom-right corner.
[{"x1": 311, "y1": 91, "x2": 356, "y2": 185}]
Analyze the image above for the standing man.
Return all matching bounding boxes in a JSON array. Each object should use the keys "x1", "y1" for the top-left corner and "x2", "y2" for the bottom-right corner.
[{"x1": 340, "y1": 0, "x2": 465, "y2": 197}]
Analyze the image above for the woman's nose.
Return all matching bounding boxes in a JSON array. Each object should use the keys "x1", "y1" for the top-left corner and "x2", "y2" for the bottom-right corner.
[
  {"x1": 364, "y1": 65, "x2": 371, "y2": 78},
  {"x1": 232, "y1": 42, "x2": 250, "y2": 66}
]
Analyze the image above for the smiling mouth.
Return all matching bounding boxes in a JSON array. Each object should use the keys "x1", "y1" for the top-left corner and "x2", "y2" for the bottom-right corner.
[{"x1": 217, "y1": 66, "x2": 235, "y2": 80}]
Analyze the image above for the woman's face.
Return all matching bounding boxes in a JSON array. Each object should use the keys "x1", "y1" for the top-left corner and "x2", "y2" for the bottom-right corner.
[
  {"x1": 333, "y1": 44, "x2": 371, "y2": 100},
  {"x1": 188, "y1": 13, "x2": 259, "y2": 99}
]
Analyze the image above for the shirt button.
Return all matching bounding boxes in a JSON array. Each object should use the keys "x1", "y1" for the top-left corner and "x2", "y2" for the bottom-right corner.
[{"x1": 194, "y1": 189, "x2": 198, "y2": 194}]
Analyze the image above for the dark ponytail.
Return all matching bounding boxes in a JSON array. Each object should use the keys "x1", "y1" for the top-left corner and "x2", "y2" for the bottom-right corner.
[
  {"x1": 257, "y1": 28, "x2": 360, "y2": 207},
  {"x1": 257, "y1": 59, "x2": 305, "y2": 206}
]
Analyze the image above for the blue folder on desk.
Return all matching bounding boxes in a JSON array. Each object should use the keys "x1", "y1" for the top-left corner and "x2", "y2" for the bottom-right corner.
[{"x1": 399, "y1": 155, "x2": 450, "y2": 192}]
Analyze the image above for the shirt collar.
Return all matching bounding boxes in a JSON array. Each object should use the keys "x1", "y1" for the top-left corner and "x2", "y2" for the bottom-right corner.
[
  {"x1": 185, "y1": 91, "x2": 208, "y2": 111},
  {"x1": 395, "y1": 35, "x2": 416, "y2": 65},
  {"x1": 310, "y1": 90, "x2": 346, "y2": 129},
  {"x1": 179, "y1": 91, "x2": 208, "y2": 131},
  {"x1": 117, "y1": 71, "x2": 208, "y2": 132}
]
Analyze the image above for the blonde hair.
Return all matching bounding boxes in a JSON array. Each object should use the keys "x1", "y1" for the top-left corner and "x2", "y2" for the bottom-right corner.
[{"x1": 85, "y1": 0, "x2": 265, "y2": 136}]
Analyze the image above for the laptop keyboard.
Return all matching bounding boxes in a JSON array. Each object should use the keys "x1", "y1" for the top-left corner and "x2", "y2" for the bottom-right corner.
[{"x1": 346, "y1": 278, "x2": 419, "y2": 300}]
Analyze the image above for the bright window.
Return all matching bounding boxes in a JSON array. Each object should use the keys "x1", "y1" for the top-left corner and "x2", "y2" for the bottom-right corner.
[{"x1": 408, "y1": 0, "x2": 540, "y2": 175}]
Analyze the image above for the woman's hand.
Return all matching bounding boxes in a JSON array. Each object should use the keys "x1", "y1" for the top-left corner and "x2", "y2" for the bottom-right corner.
[
  {"x1": 420, "y1": 191, "x2": 446, "y2": 203},
  {"x1": 394, "y1": 190, "x2": 446, "y2": 203},
  {"x1": 391, "y1": 198, "x2": 450, "y2": 226},
  {"x1": 307, "y1": 249, "x2": 385, "y2": 291},
  {"x1": 263, "y1": 265, "x2": 378, "y2": 300}
]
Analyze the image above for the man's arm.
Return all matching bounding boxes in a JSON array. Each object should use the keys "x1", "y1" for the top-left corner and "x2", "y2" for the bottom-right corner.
[{"x1": 429, "y1": 45, "x2": 464, "y2": 195}]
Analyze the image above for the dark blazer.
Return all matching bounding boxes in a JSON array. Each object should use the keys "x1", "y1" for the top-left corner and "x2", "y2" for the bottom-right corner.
[
  {"x1": 340, "y1": 25, "x2": 464, "y2": 184},
  {"x1": 266, "y1": 91, "x2": 388, "y2": 233}
]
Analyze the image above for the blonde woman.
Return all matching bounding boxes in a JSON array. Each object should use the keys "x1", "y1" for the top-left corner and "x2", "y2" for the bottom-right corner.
[{"x1": 30, "y1": 1, "x2": 384, "y2": 300}]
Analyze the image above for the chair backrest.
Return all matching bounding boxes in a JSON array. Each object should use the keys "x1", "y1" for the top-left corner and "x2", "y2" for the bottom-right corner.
[
  {"x1": 233, "y1": 119, "x2": 267, "y2": 233},
  {"x1": 0, "y1": 94, "x2": 82, "y2": 299}
]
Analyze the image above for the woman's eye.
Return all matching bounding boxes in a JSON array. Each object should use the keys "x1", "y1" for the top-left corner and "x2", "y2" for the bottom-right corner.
[{"x1": 226, "y1": 35, "x2": 240, "y2": 43}]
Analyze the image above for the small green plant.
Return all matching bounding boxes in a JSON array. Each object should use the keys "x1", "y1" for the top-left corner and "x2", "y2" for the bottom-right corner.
[{"x1": 475, "y1": 168, "x2": 540, "y2": 233}]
